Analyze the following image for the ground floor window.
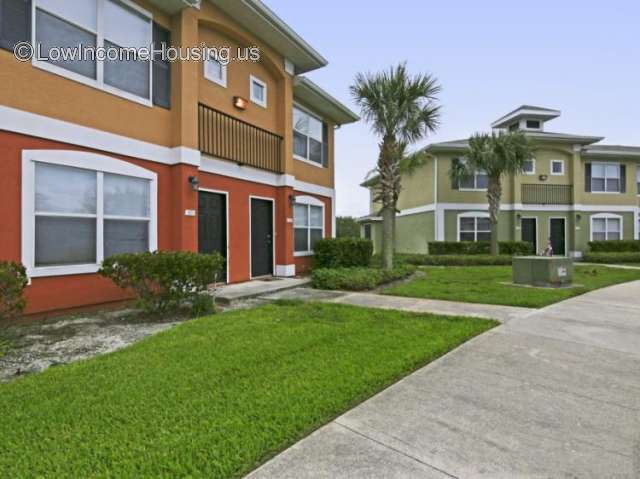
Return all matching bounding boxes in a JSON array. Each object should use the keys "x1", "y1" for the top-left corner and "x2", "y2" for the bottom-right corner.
[
  {"x1": 363, "y1": 224, "x2": 372, "y2": 240},
  {"x1": 590, "y1": 214, "x2": 622, "y2": 241},
  {"x1": 293, "y1": 196, "x2": 325, "y2": 255},
  {"x1": 458, "y1": 213, "x2": 491, "y2": 242},
  {"x1": 23, "y1": 151, "x2": 157, "y2": 277}
]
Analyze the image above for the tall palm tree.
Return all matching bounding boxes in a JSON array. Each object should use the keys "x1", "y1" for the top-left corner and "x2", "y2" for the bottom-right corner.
[
  {"x1": 450, "y1": 131, "x2": 534, "y2": 255},
  {"x1": 351, "y1": 63, "x2": 441, "y2": 269}
]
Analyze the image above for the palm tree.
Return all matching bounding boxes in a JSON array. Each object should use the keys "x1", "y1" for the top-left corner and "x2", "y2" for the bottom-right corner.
[
  {"x1": 351, "y1": 63, "x2": 441, "y2": 269},
  {"x1": 450, "y1": 131, "x2": 534, "y2": 255}
]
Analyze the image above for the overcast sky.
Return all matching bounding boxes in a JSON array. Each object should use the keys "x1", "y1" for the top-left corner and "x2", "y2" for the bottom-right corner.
[{"x1": 267, "y1": 0, "x2": 640, "y2": 217}]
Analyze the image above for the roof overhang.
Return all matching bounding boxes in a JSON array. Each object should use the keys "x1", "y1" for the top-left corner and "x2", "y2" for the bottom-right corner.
[
  {"x1": 582, "y1": 147, "x2": 640, "y2": 158},
  {"x1": 526, "y1": 132, "x2": 604, "y2": 145},
  {"x1": 294, "y1": 77, "x2": 359, "y2": 125},
  {"x1": 492, "y1": 106, "x2": 561, "y2": 129},
  {"x1": 356, "y1": 215, "x2": 382, "y2": 223},
  {"x1": 208, "y1": 0, "x2": 327, "y2": 74},
  {"x1": 145, "y1": 0, "x2": 201, "y2": 15}
]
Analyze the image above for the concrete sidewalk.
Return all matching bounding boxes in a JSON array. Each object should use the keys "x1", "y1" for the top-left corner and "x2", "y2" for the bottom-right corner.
[{"x1": 248, "y1": 281, "x2": 640, "y2": 478}]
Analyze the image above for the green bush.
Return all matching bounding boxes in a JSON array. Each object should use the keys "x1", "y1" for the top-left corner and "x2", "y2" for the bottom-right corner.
[
  {"x1": 314, "y1": 238, "x2": 373, "y2": 269},
  {"x1": 588, "y1": 240, "x2": 640, "y2": 253},
  {"x1": 311, "y1": 265, "x2": 415, "y2": 291},
  {"x1": 428, "y1": 241, "x2": 533, "y2": 256},
  {"x1": 398, "y1": 254, "x2": 513, "y2": 266},
  {"x1": 582, "y1": 252, "x2": 640, "y2": 264},
  {"x1": 99, "y1": 251, "x2": 224, "y2": 315},
  {"x1": 0, "y1": 261, "x2": 28, "y2": 320}
]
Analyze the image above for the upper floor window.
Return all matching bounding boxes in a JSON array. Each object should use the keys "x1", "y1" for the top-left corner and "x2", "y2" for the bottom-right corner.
[
  {"x1": 508, "y1": 123, "x2": 519, "y2": 132},
  {"x1": 204, "y1": 57, "x2": 227, "y2": 87},
  {"x1": 293, "y1": 196, "x2": 324, "y2": 256},
  {"x1": 591, "y1": 163, "x2": 621, "y2": 193},
  {"x1": 523, "y1": 158, "x2": 536, "y2": 175},
  {"x1": 636, "y1": 168, "x2": 640, "y2": 194},
  {"x1": 551, "y1": 159, "x2": 565, "y2": 176},
  {"x1": 458, "y1": 213, "x2": 490, "y2": 242},
  {"x1": 459, "y1": 169, "x2": 488, "y2": 190},
  {"x1": 22, "y1": 151, "x2": 157, "y2": 277},
  {"x1": 293, "y1": 106, "x2": 328, "y2": 167},
  {"x1": 250, "y1": 75, "x2": 267, "y2": 108},
  {"x1": 34, "y1": 0, "x2": 153, "y2": 104},
  {"x1": 526, "y1": 120, "x2": 541, "y2": 130}
]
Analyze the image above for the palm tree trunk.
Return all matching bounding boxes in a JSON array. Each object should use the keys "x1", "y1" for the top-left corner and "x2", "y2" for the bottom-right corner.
[
  {"x1": 487, "y1": 177, "x2": 502, "y2": 256},
  {"x1": 378, "y1": 136, "x2": 397, "y2": 270},
  {"x1": 382, "y1": 206, "x2": 394, "y2": 269}
]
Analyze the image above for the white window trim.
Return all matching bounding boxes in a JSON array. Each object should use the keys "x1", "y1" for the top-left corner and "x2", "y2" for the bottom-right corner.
[
  {"x1": 22, "y1": 150, "x2": 158, "y2": 278},
  {"x1": 550, "y1": 159, "x2": 565, "y2": 176},
  {"x1": 249, "y1": 75, "x2": 267, "y2": 108},
  {"x1": 459, "y1": 171, "x2": 488, "y2": 192},
  {"x1": 591, "y1": 162, "x2": 621, "y2": 194},
  {"x1": 293, "y1": 195, "x2": 325, "y2": 257},
  {"x1": 204, "y1": 57, "x2": 227, "y2": 88},
  {"x1": 590, "y1": 213, "x2": 623, "y2": 242},
  {"x1": 457, "y1": 211, "x2": 490, "y2": 242},
  {"x1": 31, "y1": 0, "x2": 154, "y2": 107},
  {"x1": 636, "y1": 167, "x2": 640, "y2": 197},
  {"x1": 523, "y1": 158, "x2": 536, "y2": 175},
  {"x1": 293, "y1": 103, "x2": 326, "y2": 168}
]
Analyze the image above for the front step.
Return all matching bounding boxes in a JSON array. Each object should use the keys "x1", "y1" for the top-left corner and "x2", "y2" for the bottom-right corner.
[{"x1": 213, "y1": 277, "x2": 311, "y2": 305}]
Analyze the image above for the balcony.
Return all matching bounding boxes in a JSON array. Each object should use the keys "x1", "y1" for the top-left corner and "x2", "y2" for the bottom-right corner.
[
  {"x1": 198, "y1": 103, "x2": 284, "y2": 173},
  {"x1": 521, "y1": 184, "x2": 573, "y2": 205}
]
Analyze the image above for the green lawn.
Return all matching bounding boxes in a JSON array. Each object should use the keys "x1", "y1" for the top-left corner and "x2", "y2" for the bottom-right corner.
[
  {"x1": 0, "y1": 302, "x2": 495, "y2": 478},
  {"x1": 384, "y1": 265, "x2": 640, "y2": 308}
]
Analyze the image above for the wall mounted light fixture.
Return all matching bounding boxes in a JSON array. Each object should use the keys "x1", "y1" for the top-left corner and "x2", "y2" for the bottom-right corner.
[
  {"x1": 188, "y1": 176, "x2": 199, "y2": 191},
  {"x1": 233, "y1": 96, "x2": 248, "y2": 110},
  {"x1": 289, "y1": 194, "x2": 297, "y2": 207},
  {"x1": 539, "y1": 174, "x2": 548, "y2": 181}
]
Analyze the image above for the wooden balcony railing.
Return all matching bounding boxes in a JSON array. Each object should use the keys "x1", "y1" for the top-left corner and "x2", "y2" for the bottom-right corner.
[
  {"x1": 521, "y1": 184, "x2": 573, "y2": 205},
  {"x1": 198, "y1": 103, "x2": 284, "y2": 173}
]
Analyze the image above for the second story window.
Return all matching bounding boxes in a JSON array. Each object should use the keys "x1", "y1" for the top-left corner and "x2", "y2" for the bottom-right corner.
[
  {"x1": 204, "y1": 58, "x2": 227, "y2": 87},
  {"x1": 523, "y1": 158, "x2": 536, "y2": 175},
  {"x1": 636, "y1": 168, "x2": 640, "y2": 194},
  {"x1": 551, "y1": 160, "x2": 565, "y2": 175},
  {"x1": 293, "y1": 106, "x2": 328, "y2": 167},
  {"x1": 34, "y1": 0, "x2": 153, "y2": 104},
  {"x1": 591, "y1": 163, "x2": 621, "y2": 193},
  {"x1": 250, "y1": 75, "x2": 267, "y2": 108}
]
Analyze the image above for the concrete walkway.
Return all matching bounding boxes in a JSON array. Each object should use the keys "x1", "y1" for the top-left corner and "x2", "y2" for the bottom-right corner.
[{"x1": 248, "y1": 280, "x2": 640, "y2": 478}]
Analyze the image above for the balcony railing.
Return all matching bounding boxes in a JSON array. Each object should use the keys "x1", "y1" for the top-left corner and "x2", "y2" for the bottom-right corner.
[
  {"x1": 198, "y1": 103, "x2": 283, "y2": 173},
  {"x1": 521, "y1": 184, "x2": 573, "y2": 205}
]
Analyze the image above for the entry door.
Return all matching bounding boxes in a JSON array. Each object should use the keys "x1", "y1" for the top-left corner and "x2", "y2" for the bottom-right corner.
[
  {"x1": 198, "y1": 191, "x2": 227, "y2": 281},
  {"x1": 549, "y1": 218, "x2": 566, "y2": 256},
  {"x1": 521, "y1": 218, "x2": 537, "y2": 254},
  {"x1": 251, "y1": 198, "x2": 273, "y2": 277}
]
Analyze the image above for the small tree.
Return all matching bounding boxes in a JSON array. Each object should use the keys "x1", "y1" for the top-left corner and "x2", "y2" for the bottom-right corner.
[
  {"x1": 0, "y1": 261, "x2": 28, "y2": 320},
  {"x1": 450, "y1": 131, "x2": 534, "y2": 255},
  {"x1": 351, "y1": 63, "x2": 441, "y2": 270}
]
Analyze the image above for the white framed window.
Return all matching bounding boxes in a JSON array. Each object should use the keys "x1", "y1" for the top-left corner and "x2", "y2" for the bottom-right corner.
[
  {"x1": 293, "y1": 105, "x2": 326, "y2": 167},
  {"x1": 459, "y1": 168, "x2": 489, "y2": 191},
  {"x1": 591, "y1": 163, "x2": 621, "y2": 193},
  {"x1": 32, "y1": 0, "x2": 153, "y2": 106},
  {"x1": 551, "y1": 159, "x2": 565, "y2": 176},
  {"x1": 204, "y1": 57, "x2": 227, "y2": 87},
  {"x1": 523, "y1": 158, "x2": 536, "y2": 175},
  {"x1": 636, "y1": 167, "x2": 640, "y2": 195},
  {"x1": 293, "y1": 196, "x2": 324, "y2": 256},
  {"x1": 22, "y1": 150, "x2": 158, "y2": 278},
  {"x1": 249, "y1": 75, "x2": 267, "y2": 108},
  {"x1": 457, "y1": 212, "x2": 491, "y2": 242},
  {"x1": 590, "y1": 213, "x2": 623, "y2": 241}
]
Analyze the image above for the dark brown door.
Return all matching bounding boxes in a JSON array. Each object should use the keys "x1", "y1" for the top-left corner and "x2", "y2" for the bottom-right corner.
[
  {"x1": 521, "y1": 218, "x2": 537, "y2": 254},
  {"x1": 198, "y1": 191, "x2": 227, "y2": 281},
  {"x1": 550, "y1": 218, "x2": 566, "y2": 256},
  {"x1": 251, "y1": 198, "x2": 273, "y2": 277}
]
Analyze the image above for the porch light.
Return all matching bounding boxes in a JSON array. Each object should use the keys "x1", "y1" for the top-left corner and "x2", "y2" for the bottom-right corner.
[
  {"x1": 539, "y1": 174, "x2": 548, "y2": 182},
  {"x1": 289, "y1": 194, "x2": 297, "y2": 207},
  {"x1": 233, "y1": 96, "x2": 248, "y2": 110},
  {"x1": 188, "y1": 176, "x2": 199, "y2": 191}
]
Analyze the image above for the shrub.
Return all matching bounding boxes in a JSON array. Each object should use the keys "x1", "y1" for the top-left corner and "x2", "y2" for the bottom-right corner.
[
  {"x1": 311, "y1": 265, "x2": 415, "y2": 291},
  {"x1": 582, "y1": 252, "x2": 640, "y2": 264},
  {"x1": 0, "y1": 261, "x2": 28, "y2": 320},
  {"x1": 588, "y1": 240, "x2": 640, "y2": 253},
  {"x1": 398, "y1": 254, "x2": 513, "y2": 266},
  {"x1": 314, "y1": 238, "x2": 373, "y2": 269},
  {"x1": 99, "y1": 251, "x2": 224, "y2": 315},
  {"x1": 428, "y1": 241, "x2": 533, "y2": 256}
]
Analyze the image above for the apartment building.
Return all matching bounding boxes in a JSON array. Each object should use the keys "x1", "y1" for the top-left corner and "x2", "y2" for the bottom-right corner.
[
  {"x1": 0, "y1": 0, "x2": 358, "y2": 314},
  {"x1": 359, "y1": 105, "x2": 640, "y2": 256}
]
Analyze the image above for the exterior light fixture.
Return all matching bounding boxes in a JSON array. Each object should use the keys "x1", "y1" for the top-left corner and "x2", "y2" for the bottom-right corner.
[
  {"x1": 233, "y1": 96, "x2": 248, "y2": 110},
  {"x1": 539, "y1": 174, "x2": 548, "y2": 182},
  {"x1": 289, "y1": 194, "x2": 297, "y2": 207},
  {"x1": 188, "y1": 176, "x2": 199, "y2": 191}
]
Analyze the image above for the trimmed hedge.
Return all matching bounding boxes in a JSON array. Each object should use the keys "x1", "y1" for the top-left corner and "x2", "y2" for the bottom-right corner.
[
  {"x1": 428, "y1": 241, "x2": 533, "y2": 256},
  {"x1": 588, "y1": 240, "x2": 640, "y2": 253},
  {"x1": 311, "y1": 265, "x2": 416, "y2": 291},
  {"x1": 314, "y1": 238, "x2": 373, "y2": 269},
  {"x1": 582, "y1": 252, "x2": 640, "y2": 264},
  {"x1": 99, "y1": 251, "x2": 225, "y2": 315},
  {"x1": 397, "y1": 254, "x2": 513, "y2": 266},
  {"x1": 0, "y1": 261, "x2": 28, "y2": 320}
]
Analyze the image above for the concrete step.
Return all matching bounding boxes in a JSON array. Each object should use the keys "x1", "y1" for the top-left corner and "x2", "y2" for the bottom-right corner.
[{"x1": 213, "y1": 277, "x2": 311, "y2": 305}]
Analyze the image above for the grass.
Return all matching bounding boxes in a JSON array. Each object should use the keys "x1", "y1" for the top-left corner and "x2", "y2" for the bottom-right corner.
[
  {"x1": 0, "y1": 302, "x2": 495, "y2": 478},
  {"x1": 384, "y1": 265, "x2": 640, "y2": 308}
]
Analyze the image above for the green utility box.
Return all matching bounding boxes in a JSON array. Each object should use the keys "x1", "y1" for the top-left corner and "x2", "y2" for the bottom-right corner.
[{"x1": 512, "y1": 256, "x2": 574, "y2": 287}]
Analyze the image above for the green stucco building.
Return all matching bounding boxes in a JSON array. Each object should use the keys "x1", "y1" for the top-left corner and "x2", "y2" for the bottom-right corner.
[{"x1": 359, "y1": 105, "x2": 640, "y2": 257}]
